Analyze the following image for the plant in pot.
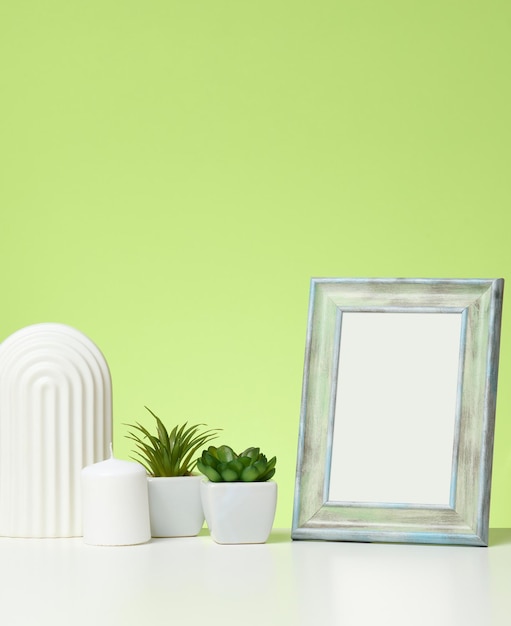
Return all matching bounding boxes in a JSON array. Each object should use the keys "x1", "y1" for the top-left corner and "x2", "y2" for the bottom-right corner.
[
  {"x1": 125, "y1": 407, "x2": 220, "y2": 538},
  {"x1": 197, "y1": 444, "x2": 277, "y2": 544}
]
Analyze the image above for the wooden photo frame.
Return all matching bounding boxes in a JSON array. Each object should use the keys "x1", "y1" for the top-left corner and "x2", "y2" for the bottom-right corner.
[{"x1": 292, "y1": 278, "x2": 504, "y2": 546}]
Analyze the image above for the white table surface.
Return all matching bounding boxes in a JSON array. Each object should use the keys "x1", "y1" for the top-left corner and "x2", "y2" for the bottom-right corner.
[{"x1": 1, "y1": 529, "x2": 509, "y2": 626}]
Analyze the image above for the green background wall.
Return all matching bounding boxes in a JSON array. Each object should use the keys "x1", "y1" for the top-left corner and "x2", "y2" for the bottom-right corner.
[{"x1": 2, "y1": 1, "x2": 510, "y2": 528}]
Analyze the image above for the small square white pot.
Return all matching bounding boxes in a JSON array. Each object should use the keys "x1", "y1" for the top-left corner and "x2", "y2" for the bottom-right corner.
[
  {"x1": 147, "y1": 475, "x2": 204, "y2": 537},
  {"x1": 200, "y1": 479, "x2": 277, "y2": 544}
]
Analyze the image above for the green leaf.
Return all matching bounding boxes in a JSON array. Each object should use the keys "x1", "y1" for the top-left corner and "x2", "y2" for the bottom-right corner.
[
  {"x1": 241, "y1": 447, "x2": 260, "y2": 461},
  {"x1": 197, "y1": 460, "x2": 222, "y2": 482},
  {"x1": 240, "y1": 465, "x2": 260, "y2": 482},
  {"x1": 202, "y1": 449, "x2": 219, "y2": 467},
  {"x1": 206, "y1": 446, "x2": 220, "y2": 460},
  {"x1": 257, "y1": 457, "x2": 277, "y2": 482},
  {"x1": 220, "y1": 467, "x2": 239, "y2": 482},
  {"x1": 216, "y1": 445, "x2": 236, "y2": 464},
  {"x1": 258, "y1": 467, "x2": 275, "y2": 481},
  {"x1": 225, "y1": 459, "x2": 244, "y2": 478}
]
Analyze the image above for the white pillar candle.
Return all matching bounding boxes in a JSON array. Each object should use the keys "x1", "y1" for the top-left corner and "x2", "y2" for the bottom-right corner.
[{"x1": 81, "y1": 449, "x2": 151, "y2": 546}]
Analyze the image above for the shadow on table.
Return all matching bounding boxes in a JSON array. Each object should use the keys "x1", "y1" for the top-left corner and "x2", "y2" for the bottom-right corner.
[
  {"x1": 266, "y1": 529, "x2": 291, "y2": 544},
  {"x1": 197, "y1": 527, "x2": 290, "y2": 543}
]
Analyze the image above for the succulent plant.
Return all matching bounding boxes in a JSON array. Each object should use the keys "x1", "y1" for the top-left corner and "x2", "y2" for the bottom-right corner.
[
  {"x1": 197, "y1": 445, "x2": 276, "y2": 482},
  {"x1": 125, "y1": 407, "x2": 221, "y2": 477}
]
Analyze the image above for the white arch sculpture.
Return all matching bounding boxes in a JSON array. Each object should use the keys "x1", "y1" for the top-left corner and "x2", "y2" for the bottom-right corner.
[{"x1": 0, "y1": 323, "x2": 112, "y2": 537}]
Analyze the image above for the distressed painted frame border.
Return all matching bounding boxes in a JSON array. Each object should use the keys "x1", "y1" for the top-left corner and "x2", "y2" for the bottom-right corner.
[{"x1": 292, "y1": 278, "x2": 504, "y2": 546}]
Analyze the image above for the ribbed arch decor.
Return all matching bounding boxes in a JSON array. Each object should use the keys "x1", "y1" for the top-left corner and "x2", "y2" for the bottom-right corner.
[{"x1": 0, "y1": 323, "x2": 112, "y2": 537}]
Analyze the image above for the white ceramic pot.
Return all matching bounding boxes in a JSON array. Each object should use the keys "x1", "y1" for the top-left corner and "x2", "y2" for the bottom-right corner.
[
  {"x1": 147, "y1": 475, "x2": 204, "y2": 537},
  {"x1": 200, "y1": 480, "x2": 277, "y2": 544}
]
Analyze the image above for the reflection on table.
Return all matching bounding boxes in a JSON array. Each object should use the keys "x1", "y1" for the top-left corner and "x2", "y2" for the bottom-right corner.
[{"x1": 1, "y1": 529, "x2": 509, "y2": 626}]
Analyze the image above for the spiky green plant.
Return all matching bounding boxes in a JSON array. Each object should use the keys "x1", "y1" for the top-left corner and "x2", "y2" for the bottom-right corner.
[
  {"x1": 197, "y1": 445, "x2": 276, "y2": 482},
  {"x1": 125, "y1": 407, "x2": 221, "y2": 477}
]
